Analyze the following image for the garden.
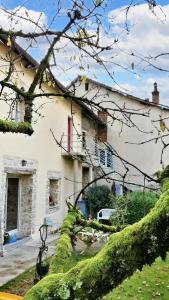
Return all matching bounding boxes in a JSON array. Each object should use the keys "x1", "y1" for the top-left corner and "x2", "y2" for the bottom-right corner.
[{"x1": 2, "y1": 169, "x2": 169, "y2": 300}]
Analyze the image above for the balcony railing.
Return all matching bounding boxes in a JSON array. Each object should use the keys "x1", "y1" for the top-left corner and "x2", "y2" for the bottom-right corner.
[
  {"x1": 61, "y1": 134, "x2": 85, "y2": 156},
  {"x1": 61, "y1": 133, "x2": 113, "y2": 169}
]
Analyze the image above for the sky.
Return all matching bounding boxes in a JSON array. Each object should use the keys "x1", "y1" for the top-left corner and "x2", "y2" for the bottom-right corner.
[{"x1": 0, "y1": 0, "x2": 169, "y2": 105}]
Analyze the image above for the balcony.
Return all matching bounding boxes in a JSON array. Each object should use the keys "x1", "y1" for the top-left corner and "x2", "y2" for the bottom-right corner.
[
  {"x1": 61, "y1": 134, "x2": 86, "y2": 157},
  {"x1": 61, "y1": 133, "x2": 113, "y2": 169}
]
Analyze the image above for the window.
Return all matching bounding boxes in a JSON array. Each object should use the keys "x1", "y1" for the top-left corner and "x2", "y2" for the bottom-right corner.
[
  {"x1": 107, "y1": 150, "x2": 113, "y2": 168},
  {"x1": 82, "y1": 131, "x2": 87, "y2": 149},
  {"x1": 99, "y1": 149, "x2": 113, "y2": 168},
  {"x1": 85, "y1": 81, "x2": 89, "y2": 91},
  {"x1": 94, "y1": 136, "x2": 98, "y2": 157},
  {"x1": 49, "y1": 179, "x2": 60, "y2": 208},
  {"x1": 99, "y1": 149, "x2": 106, "y2": 166},
  {"x1": 11, "y1": 89, "x2": 25, "y2": 122}
]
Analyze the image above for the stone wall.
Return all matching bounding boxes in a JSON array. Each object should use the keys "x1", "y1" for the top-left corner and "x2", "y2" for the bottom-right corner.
[
  {"x1": 19, "y1": 175, "x2": 33, "y2": 237},
  {"x1": 0, "y1": 155, "x2": 37, "y2": 250}
]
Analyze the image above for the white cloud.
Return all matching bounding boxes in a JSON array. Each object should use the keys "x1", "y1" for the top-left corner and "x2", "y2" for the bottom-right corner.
[
  {"x1": 0, "y1": 6, "x2": 49, "y2": 60},
  {"x1": 0, "y1": 3, "x2": 168, "y2": 107},
  {"x1": 0, "y1": 6, "x2": 47, "y2": 33},
  {"x1": 108, "y1": 4, "x2": 169, "y2": 71}
]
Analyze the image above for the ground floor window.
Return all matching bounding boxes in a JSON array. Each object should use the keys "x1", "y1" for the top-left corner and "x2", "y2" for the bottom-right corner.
[{"x1": 49, "y1": 179, "x2": 60, "y2": 208}]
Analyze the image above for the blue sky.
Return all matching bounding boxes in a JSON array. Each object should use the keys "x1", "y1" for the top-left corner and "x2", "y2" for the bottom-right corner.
[{"x1": 0, "y1": 0, "x2": 169, "y2": 104}]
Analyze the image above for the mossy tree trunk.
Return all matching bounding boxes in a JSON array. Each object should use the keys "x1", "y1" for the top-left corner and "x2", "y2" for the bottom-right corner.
[{"x1": 24, "y1": 168, "x2": 169, "y2": 300}]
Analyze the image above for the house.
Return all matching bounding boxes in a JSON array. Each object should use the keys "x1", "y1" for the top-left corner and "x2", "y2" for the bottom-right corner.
[
  {"x1": 69, "y1": 76, "x2": 169, "y2": 189},
  {"x1": 0, "y1": 39, "x2": 113, "y2": 256}
]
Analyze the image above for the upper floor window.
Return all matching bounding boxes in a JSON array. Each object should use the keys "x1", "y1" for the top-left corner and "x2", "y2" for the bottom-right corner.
[
  {"x1": 99, "y1": 149, "x2": 113, "y2": 168},
  {"x1": 85, "y1": 81, "x2": 89, "y2": 91},
  {"x1": 107, "y1": 150, "x2": 113, "y2": 168},
  {"x1": 99, "y1": 149, "x2": 106, "y2": 166},
  {"x1": 11, "y1": 88, "x2": 25, "y2": 122},
  {"x1": 82, "y1": 131, "x2": 87, "y2": 149},
  {"x1": 94, "y1": 136, "x2": 98, "y2": 157}
]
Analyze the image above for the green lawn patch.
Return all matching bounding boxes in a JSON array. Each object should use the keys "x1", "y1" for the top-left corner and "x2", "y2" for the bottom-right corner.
[
  {"x1": 0, "y1": 253, "x2": 94, "y2": 297},
  {"x1": 0, "y1": 267, "x2": 35, "y2": 297},
  {"x1": 103, "y1": 253, "x2": 169, "y2": 300}
]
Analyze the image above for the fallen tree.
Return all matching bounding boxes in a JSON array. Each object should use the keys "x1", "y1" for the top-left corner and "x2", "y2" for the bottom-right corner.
[
  {"x1": 24, "y1": 167, "x2": 169, "y2": 300},
  {"x1": 50, "y1": 207, "x2": 120, "y2": 274}
]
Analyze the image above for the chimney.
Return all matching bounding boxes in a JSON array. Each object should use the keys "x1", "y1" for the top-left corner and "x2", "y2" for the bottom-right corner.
[
  {"x1": 98, "y1": 110, "x2": 107, "y2": 142},
  {"x1": 98, "y1": 110, "x2": 108, "y2": 124},
  {"x1": 152, "y1": 82, "x2": 159, "y2": 105}
]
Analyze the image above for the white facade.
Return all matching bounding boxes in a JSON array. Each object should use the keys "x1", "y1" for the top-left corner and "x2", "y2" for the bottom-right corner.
[
  {"x1": 0, "y1": 41, "x2": 84, "y2": 253},
  {"x1": 0, "y1": 41, "x2": 113, "y2": 255},
  {"x1": 69, "y1": 76, "x2": 169, "y2": 189}
]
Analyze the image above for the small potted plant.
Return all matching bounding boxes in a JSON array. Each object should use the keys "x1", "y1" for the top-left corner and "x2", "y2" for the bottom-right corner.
[{"x1": 3, "y1": 232, "x2": 10, "y2": 245}]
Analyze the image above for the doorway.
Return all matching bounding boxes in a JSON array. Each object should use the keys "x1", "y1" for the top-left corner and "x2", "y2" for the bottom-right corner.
[{"x1": 6, "y1": 178, "x2": 19, "y2": 232}]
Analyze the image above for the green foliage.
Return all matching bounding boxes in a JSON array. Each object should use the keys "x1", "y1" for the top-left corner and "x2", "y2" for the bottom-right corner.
[
  {"x1": 85, "y1": 185, "x2": 112, "y2": 218},
  {"x1": 0, "y1": 119, "x2": 33, "y2": 135},
  {"x1": 111, "y1": 191, "x2": 159, "y2": 226},
  {"x1": 24, "y1": 169, "x2": 169, "y2": 300}
]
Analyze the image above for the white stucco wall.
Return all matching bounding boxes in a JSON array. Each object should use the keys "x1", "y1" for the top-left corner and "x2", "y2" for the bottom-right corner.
[
  {"x1": 0, "y1": 41, "x2": 82, "y2": 239},
  {"x1": 71, "y1": 78, "x2": 169, "y2": 188}
]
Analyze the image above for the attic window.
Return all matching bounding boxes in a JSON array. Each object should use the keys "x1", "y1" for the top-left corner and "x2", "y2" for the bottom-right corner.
[{"x1": 85, "y1": 82, "x2": 89, "y2": 91}]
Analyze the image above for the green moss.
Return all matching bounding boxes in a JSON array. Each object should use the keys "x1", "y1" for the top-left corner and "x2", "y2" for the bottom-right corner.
[
  {"x1": 77, "y1": 218, "x2": 122, "y2": 233},
  {"x1": 50, "y1": 208, "x2": 83, "y2": 274},
  {"x1": 0, "y1": 119, "x2": 33, "y2": 135},
  {"x1": 24, "y1": 167, "x2": 169, "y2": 300}
]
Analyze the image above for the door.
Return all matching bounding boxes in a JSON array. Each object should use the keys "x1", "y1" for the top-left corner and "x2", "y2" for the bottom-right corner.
[
  {"x1": 6, "y1": 178, "x2": 19, "y2": 232},
  {"x1": 68, "y1": 117, "x2": 72, "y2": 152}
]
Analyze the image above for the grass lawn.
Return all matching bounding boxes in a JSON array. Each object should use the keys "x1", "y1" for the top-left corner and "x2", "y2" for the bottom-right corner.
[
  {"x1": 0, "y1": 267, "x2": 35, "y2": 297},
  {"x1": 103, "y1": 254, "x2": 169, "y2": 300},
  {"x1": 0, "y1": 253, "x2": 94, "y2": 297}
]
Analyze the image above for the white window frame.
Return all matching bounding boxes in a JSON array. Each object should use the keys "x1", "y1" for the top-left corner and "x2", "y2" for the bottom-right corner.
[
  {"x1": 10, "y1": 93, "x2": 25, "y2": 122},
  {"x1": 99, "y1": 149, "x2": 113, "y2": 168}
]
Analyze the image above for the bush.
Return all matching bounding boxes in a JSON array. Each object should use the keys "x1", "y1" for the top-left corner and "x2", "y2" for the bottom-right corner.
[
  {"x1": 111, "y1": 191, "x2": 159, "y2": 226},
  {"x1": 85, "y1": 185, "x2": 113, "y2": 218}
]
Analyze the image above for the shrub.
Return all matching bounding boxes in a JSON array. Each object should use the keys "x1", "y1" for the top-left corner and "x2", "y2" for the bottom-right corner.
[
  {"x1": 111, "y1": 191, "x2": 159, "y2": 226},
  {"x1": 85, "y1": 185, "x2": 113, "y2": 218}
]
